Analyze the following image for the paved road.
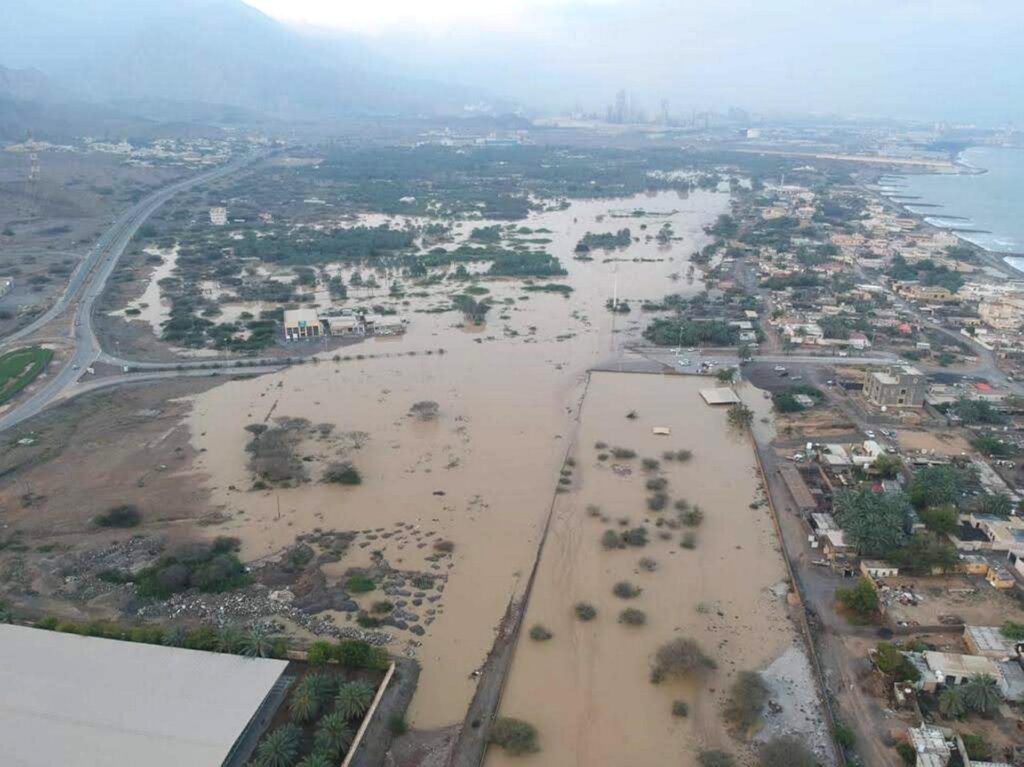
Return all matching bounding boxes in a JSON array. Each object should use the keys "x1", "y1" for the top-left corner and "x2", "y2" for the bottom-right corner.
[{"x1": 0, "y1": 153, "x2": 262, "y2": 433}]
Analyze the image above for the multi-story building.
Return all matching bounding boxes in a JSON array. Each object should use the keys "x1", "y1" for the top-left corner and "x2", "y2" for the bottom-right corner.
[{"x1": 864, "y1": 365, "x2": 926, "y2": 408}]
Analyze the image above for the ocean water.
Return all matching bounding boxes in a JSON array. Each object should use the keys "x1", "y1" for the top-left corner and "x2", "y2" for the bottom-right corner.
[{"x1": 889, "y1": 146, "x2": 1024, "y2": 273}]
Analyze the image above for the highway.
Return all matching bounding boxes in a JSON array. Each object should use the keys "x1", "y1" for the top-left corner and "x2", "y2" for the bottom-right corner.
[{"x1": 0, "y1": 153, "x2": 266, "y2": 433}]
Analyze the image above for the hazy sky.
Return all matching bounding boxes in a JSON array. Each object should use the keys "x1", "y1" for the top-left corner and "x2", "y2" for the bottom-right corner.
[{"x1": 243, "y1": 1, "x2": 1024, "y2": 122}]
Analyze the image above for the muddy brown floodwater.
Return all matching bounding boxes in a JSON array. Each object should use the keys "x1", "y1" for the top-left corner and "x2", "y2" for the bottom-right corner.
[
  {"x1": 486, "y1": 373, "x2": 797, "y2": 767},
  {"x1": 183, "y1": 190, "x2": 730, "y2": 727}
]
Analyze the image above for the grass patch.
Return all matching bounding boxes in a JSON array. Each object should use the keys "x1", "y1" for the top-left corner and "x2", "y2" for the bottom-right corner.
[
  {"x1": 94, "y1": 504, "x2": 141, "y2": 528},
  {"x1": 345, "y1": 573, "x2": 376, "y2": 593},
  {"x1": 0, "y1": 346, "x2": 53, "y2": 405}
]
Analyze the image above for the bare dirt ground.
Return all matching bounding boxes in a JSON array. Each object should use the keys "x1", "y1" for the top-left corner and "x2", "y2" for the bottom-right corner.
[
  {"x1": 879, "y1": 573, "x2": 1024, "y2": 627},
  {"x1": 486, "y1": 373, "x2": 822, "y2": 767},
  {"x1": 0, "y1": 378, "x2": 216, "y2": 618},
  {"x1": 0, "y1": 149, "x2": 182, "y2": 336}
]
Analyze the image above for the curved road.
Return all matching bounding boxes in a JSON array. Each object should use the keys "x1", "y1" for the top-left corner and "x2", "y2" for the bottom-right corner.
[{"x1": 0, "y1": 152, "x2": 266, "y2": 432}]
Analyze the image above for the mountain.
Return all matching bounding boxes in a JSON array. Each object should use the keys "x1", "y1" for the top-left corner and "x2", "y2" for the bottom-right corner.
[{"x1": 0, "y1": 0, "x2": 467, "y2": 121}]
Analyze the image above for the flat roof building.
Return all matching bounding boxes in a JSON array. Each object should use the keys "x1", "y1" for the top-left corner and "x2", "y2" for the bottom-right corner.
[
  {"x1": 0, "y1": 624, "x2": 289, "y2": 767},
  {"x1": 283, "y1": 308, "x2": 323, "y2": 341},
  {"x1": 699, "y1": 388, "x2": 741, "y2": 406},
  {"x1": 865, "y1": 365, "x2": 926, "y2": 408}
]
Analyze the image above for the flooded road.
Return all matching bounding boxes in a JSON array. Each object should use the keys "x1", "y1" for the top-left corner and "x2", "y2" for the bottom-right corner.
[
  {"x1": 486, "y1": 373, "x2": 796, "y2": 767},
  {"x1": 183, "y1": 190, "x2": 730, "y2": 727}
]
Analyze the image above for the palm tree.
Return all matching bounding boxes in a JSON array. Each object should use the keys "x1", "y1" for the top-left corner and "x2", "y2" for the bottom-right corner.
[
  {"x1": 335, "y1": 681, "x2": 374, "y2": 720},
  {"x1": 962, "y1": 674, "x2": 1001, "y2": 714},
  {"x1": 215, "y1": 624, "x2": 244, "y2": 654},
  {"x1": 288, "y1": 684, "x2": 320, "y2": 723},
  {"x1": 938, "y1": 687, "x2": 966, "y2": 718},
  {"x1": 296, "y1": 753, "x2": 334, "y2": 767},
  {"x1": 240, "y1": 624, "x2": 275, "y2": 658},
  {"x1": 302, "y1": 673, "x2": 336, "y2": 705},
  {"x1": 314, "y1": 712, "x2": 354, "y2": 759},
  {"x1": 161, "y1": 626, "x2": 187, "y2": 647},
  {"x1": 254, "y1": 724, "x2": 300, "y2": 767}
]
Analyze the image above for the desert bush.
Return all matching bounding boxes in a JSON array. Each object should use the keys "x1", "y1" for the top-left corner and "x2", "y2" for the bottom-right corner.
[
  {"x1": 638, "y1": 557, "x2": 658, "y2": 571},
  {"x1": 672, "y1": 700, "x2": 689, "y2": 718},
  {"x1": 646, "y1": 477, "x2": 668, "y2": 491},
  {"x1": 94, "y1": 505, "x2": 141, "y2": 528},
  {"x1": 619, "y1": 608, "x2": 647, "y2": 626},
  {"x1": 650, "y1": 637, "x2": 715, "y2": 683},
  {"x1": 611, "y1": 447, "x2": 636, "y2": 459},
  {"x1": 345, "y1": 573, "x2": 376, "y2": 593},
  {"x1": 574, "y1": 602, "x2": 597, "y2": 621},
  {"x1": 601, "y1": 530, "x2": 625, "y2": 549},
  {"x1": 680, "y1": 532, "x2": 697, "y2": 549},
  {"x1": 641, "y1": 458, "x2": 660, "y2": 471},
  {"x1": 489, "y1": 717, "x2": 539, "y2": 755},
  {"x1": 647, "y1": 492, "x2": 669, "y2": 511},
  {"x1": 433, "y1": 539, "x2": 455, "y2": 553},
  {"x1": 323, "y1": 462, "x2": 362, "y2": 485},
  {"x1": 586, "y1": 504, "x2": 602, "y2": 517},
  {"x1": 409, "y1": 400, "x2": 439, "y2": 420},
  {"x1": 529, "y1": 624, "x2": 553, "y2": 641},
  {"x1": 681, "y1": 506, "x2": 704, "y2": 526},
  {"x1": 594, "y1": 441, "x2": 608, "y2": 449},
  {"x1": 622, "y1": 527, "x2": 648, "y2": 547},
  {"x1": 723, "y1": 671, "x2": 770, "y2": 732},
  {"x1": 613, "y1": 581, "x2": 641, "y2": 599},
  {"x1": 698, "y1": 751, "x2": 735, "y2": 767}
]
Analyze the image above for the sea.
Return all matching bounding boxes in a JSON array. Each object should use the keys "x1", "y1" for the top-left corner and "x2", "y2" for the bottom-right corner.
[{"x1": 878, "y1": 145, "x2": 1024, "y2": 275}]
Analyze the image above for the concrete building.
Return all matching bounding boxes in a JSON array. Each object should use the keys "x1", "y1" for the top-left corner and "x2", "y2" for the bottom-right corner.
[
  {"x1": 283, "y1": 308, "x2": 323, "y2": 341},
  {"x1": 0, "y1": 624, "x2": 290, "y2": 767},
  {"x1": 963, "y1": 625, "x2": 1020, "y2": 659},
  {"x1": 209, "y1": 206, "x2": 227, "y2": 226},
  {"x1": 864, "y1": 365, "x2": 926, "y2": 408},
  {"x1": 907, "y1": 724, "x2": 951, "y2": 767},
  {"x1": 979, "y1": 296, "x2": 1024, "y2": 331}
]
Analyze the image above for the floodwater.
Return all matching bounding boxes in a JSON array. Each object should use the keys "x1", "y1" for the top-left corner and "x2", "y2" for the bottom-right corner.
[
  {"x1": 108, "y1": 244, "x2": 179, "y2": 332},
  {"x1": 183, "y1": 189, "x2": 730, "y2": 727},
  {"x1": 486, "y1": 373, "x2": 795, "y2": 767}
]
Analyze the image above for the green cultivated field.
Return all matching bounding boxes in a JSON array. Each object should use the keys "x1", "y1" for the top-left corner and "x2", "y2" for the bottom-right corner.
[{"x1": 0, "y1": 347, "x2": 53, "y2": 404}]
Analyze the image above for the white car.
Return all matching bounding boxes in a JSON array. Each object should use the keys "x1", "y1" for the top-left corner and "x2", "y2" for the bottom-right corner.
[{"x1": 774, "y1": 365, "x2": 787, "y2": 372}]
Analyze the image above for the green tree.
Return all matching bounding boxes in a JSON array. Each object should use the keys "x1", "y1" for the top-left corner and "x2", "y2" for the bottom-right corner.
[
  {"x1": 489, "y1": 717, "x2": 540, "y2": 755},
  {"x1": 296, "y1": 753, "x2": 334, "y2": 767},
  {"x1": 723, "y1": 671, "x2": 770, "y2": 732},
  {"x1": 870, "y1": 454, "x2": 903, "y2": 479},
  {"x1": 973, "y1": 492, "x2": 1013, "y2": 517},
  {"x1": 727, "y1": 403, "x2": 754, "y2": 431},
  {"x1": 215, "y1": 624, "x2": 244, "y2": 654},
  {"x1": 909, "y1": 465, "x2": 973, "y2": 510},
  {"x1": 833, "y1": 488, "x2": 910, "y2": 557},
  {"x1": 835, "y1": 577, "x2": 878, "y2": 618},
  {"x1": 891, "y1": 532, "x2": 958, "y2": 575},
  {"x1": 939, "y1": 687, "x2": 967, "y2": 718},
  {"x1": 240, "y1": 624, "x2": 276, "y2": 658},
  {"x1": 288, "y1": 684, "x2": 321, "y2": 723},
  {"x1": 254, "y1": 724, "x2": 300, "y2": 767},
  {"x1": 1000, "y1": 621, "x2": 1024, "y2": 640},
  {"x1": 335, "y1": 681, "x2": 374, "y2": 720},
  {"x1": 314, "y1": 712, "x2": 354, "y2": 758},
  {"x1": 962, "y1": 674, "x2": 1001, "y2": 714},
  {"x1": 919, "y1": 504, "x2": 958, "y2": 535}
]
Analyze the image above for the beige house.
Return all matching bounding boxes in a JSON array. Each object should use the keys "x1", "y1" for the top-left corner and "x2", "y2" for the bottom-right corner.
[
  {"x1": 979, "y1": 296, "x2": 1024, "y2": 331},
  {"x1": 283, "y1": 308, "x2": 323, "y2": 341},
  {"x1": 864, "y1": 365, "x2": 926, "y2": 408}
]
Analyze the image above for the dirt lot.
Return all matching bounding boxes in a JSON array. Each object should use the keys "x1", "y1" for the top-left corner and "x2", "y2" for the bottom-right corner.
[
  {"x1": 0, "y1": 378, "x2": 217, "y2": 618},
  {"x1": 879, "y1": 573, "x2": 1024, "y2": 627},
  {"x1": 0, "y1": 148, "x2": 182, "y2": 336}
]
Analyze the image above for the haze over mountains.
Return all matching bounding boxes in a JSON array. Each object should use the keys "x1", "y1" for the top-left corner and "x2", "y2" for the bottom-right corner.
[{"x1": 0, "y1": 0, "x2": 476, "y2": 137}]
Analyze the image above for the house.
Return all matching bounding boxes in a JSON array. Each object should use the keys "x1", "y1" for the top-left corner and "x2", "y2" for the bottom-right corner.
[
  {"x1": 986, "y1": 565, "x2": 1015, "y2": 589},
  {"x1": 821, "y1": 529, "x2": 855, "y2": 565},
  {"x1": 907, "y1": 724, "x2": 951, "y2": 767},
  {"x1": 209, "y1": 206, "x2": 227, "y2": 226},
  {"x1": 861, "y1": 560, "x2": 899, "y2": 579},
  {"x1": 283, "y1": 308, "x2": 323, "y2": 341},
  {"x1": 921, "y1": 651, "x2": 1000, "y2": 687},
  {"x1": 362, "y1": 314, "x2": 406, "y2": 336},
  {"x1": 864, "y1": 365, "x2": 926, "y2": 408},
  {"x1": 963, "y1": 625, "x2": 1020, "y2": 659},
  {"x1": 979, "y1": 296, "x2": 1024, "y2": 330},
  {"x1": 325, "y1": 316, "x2": 364, "y2": 336}
]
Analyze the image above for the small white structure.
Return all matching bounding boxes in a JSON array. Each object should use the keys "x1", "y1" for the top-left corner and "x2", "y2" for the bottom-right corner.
[
  {"x1": 209, "y1": 206, "x2": 227, "y2": 226},
  {"x1": 699, "y1": 388, "x2": 741, "y2": 406}
]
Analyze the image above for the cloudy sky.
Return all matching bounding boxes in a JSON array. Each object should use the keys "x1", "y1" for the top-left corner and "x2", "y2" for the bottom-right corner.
[{"x1": 246, "y1": 1, "x2": 1023, "y2": 122}]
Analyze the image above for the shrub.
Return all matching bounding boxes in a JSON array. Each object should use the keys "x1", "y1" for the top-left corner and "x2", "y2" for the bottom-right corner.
[
  {"x1": 433, "y1": 539, "x2": 455, "y2": 553},
  {"x1": 638, "y1": 557, "x2": 658, "y2": 571},
  {"x1": 307, "y1": 640, "x2": 333, "y2": 665},
  {"x1": 335, "y1": 681, "x2": 375, "y2": 720},
  {"x1": 94, "y1": 505, "x2": 142, "y2": 528},
  {"x1": 611, "y1": 447, "x2": 636, "y2": 459},
  {"x1": 835, "y1": 722, "x2": 856, "y2": 749},
  {"x1": 680, "y1": 532, "x2": 697, "y2": 549},
  {"x1": 651, "y1": 638, "x2": 715, "y2": 683},
  {"x1": 324, "y1": 462, "x2": 362, "y2": 485},
  {"x1": 622, "y1": 527, "x2": 648, "y2": 547},
  {"x1": 345, "y1": 573, "x2": 376, "y2": 593},
  {"x1": 647, "y1": 492, "x2": 669, "y2": 511},
  {"x1": 529, "y1": 624, "x2": 553, "y2": 641},
  {"x1": 613, "y1": 581, "x2": 641, "y2": 599},
  {"x1": 601, "y1": 530, "x2": 625, "y2": 549},
  {"x1": 896, "y1": 742, "x2": 916, "y2": 765},
  {"x1": 641, "y1": 458, "x2": 660, "y2": 471},
  {"x1": 255, "y1": 724, "x2": 301, "y2": 767},
  {"x1": 619, "y1": 608, "x2": 647, "y2": 626},
  {"x1": 698, "y1": 750, "x2": 735, "y2": 767},
  {"x1": 574, "y1": 602, "x2": 597, "y2": 621},
  {"x1": 681, "y1": 507, "x2": 704, "y2": 527},
  {"x1": 672, "y1": 700, "x2": 689, "y2": 718},
  {"x1": 314, "y1": 712, "x2": 354, "y2": 758},
  {"x1": 371, "y1": 600, "x2": 394, "y2": 614},
  {"x1": 723, "y1": 671, "x2": 770, "y2": 732},
  {"x1": 645, "y1": 477, "x2": 668, "y2": 491},
  {"x1": 489, "y1": 717, "x2": 539, "y2": 755},
  {"x1": 959, "y1": 733, "x2": 991, "y2": 761},
  {"x1": 388, "y1": 714, "x2": 408, "y2": 736},
  {"x1": 835, "y1": 576, "x2": 878, "y2": 619}
]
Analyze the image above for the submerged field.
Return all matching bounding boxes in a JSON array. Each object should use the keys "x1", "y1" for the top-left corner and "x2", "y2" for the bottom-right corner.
[
  {"x1": 487, "y1": 373, "x2": 815, "y2": 767},
  {"x1": 181, "y1": 189, "x2": 730, "y2": 726}
]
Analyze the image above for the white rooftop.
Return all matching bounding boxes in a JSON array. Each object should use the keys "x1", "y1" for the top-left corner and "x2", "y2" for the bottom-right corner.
[
  {"x1": 700, "y1": 388, "x2": 741, "y2": 406},
  {"x1": 0, "y1": 624, "x2": 288, "y2": 767}
]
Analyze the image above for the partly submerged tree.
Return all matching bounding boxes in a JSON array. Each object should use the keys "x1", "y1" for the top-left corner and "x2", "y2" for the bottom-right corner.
[{"x1": 727, "y1": 403, "x2": 754, "y2": 431}]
